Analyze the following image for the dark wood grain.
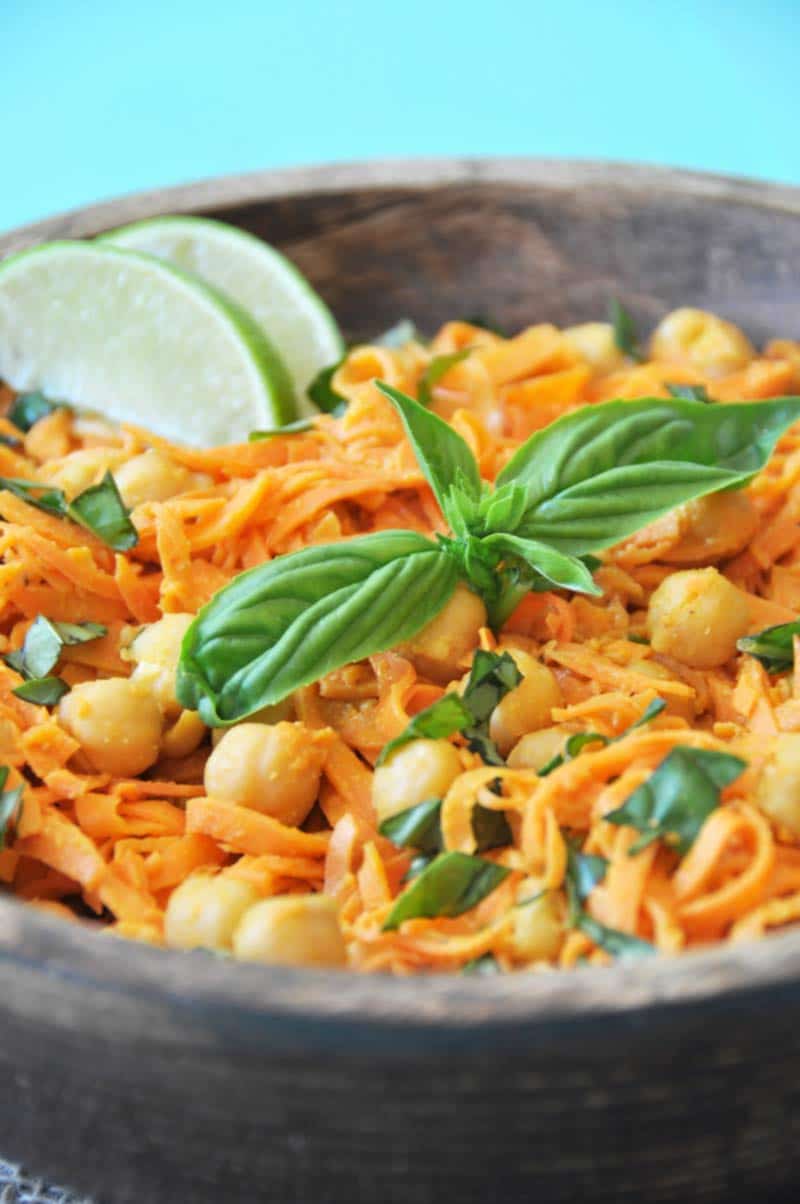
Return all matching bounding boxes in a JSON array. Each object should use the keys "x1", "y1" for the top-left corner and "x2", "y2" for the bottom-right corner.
[{"x1": 2, "y1": 158, "x2": 800, "y2": 1204}]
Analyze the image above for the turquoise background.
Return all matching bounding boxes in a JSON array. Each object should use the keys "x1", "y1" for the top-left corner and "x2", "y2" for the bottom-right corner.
[{"x1": 2, "y1": 0, "x2": 798, "y2": 231}]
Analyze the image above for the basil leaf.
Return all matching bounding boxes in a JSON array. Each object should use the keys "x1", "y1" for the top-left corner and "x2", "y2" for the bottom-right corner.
[
  {"x1": 383, "y1": 851, "x2": 509, "y2": 929},
  {"x1": 376, "y1": 382, "x2": 482, "y2": 528},
  {"x1": 4, "y1": 617, "x2": 107, "y2": 682},
  {"x1": 666, "y1": 383, "x2": 712, "y2": 403},
  {"x1": 376, "y1": 695, "x2": 471, "y2": 766},
  {"x1": 250, "y1": 418, "x2": 316, "y2": 439},
  {"x1": 67, "y1": 471, "x2": 137, "y2": 551},
  {"x1": 376, "y1": 319, "x2": 418, "y2": 348},
  {"x1": 737, "y1": 619, "x2": 800, "y2": 673},
  {"x1": 610, "y1": 299, "x2": 644, "y2": 362},
  {"x1": 0, "y1": 766, "x2": 24, "y2": 849},
  {"x1": 462, "y1": 953, "x2": 501, "y2": 975},
  {"x1": 496, "y1": 396, "x2": 800, "y2": 555},
  {"x1": 538, "y1": 697, "x2": 665, "y2": 777},
  {"x1": 8, "y1": 391, "x2": 62, "y2": 432},
  {"x1": 379, "y1": 798, "x2": 443, "y2": 854},
  {"x1": 564, "y1": 843, "x2": 653, "y2": 958},
  {"x1": 481, "y1": 532, "x2": 602, "y2": 596},
  {"x1": 12, "y1": 676, "x2": 69, "y2": 705},
  {"x1": 605, "y1": 745, "x2": 746, "y2": 856},
  {"x1": 417, "y1": 349, "x2": 472, "y2": 407},
  {"x1": 404, "y1": 852, "x2": 436, "y2": 881},
  {"x1": 177, "y1": 530, "x2": 458, "y2": 724},
  {"x1": 471, "y1": 803, "x2": 512, "y2": 851},
  {"x1": 577, "y1": 913, "x2": 655, "y2": 959},
  {"x1": 307, "y1": 359, "x2": 348, "y2": 415},
  {"x1": 0, "y1": 472, "x2": 136, "y2": 551}
]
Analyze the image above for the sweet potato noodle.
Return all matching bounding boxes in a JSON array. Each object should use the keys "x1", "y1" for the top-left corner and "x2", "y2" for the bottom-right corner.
[{"x1": 3, "y1": 308, "x2": 800, "y2": 974}]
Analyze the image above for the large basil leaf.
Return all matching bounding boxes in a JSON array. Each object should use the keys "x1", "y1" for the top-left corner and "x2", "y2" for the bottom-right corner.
[
  {"x1": 382, "y1": 851, "x2": 509, "y2": 929},
  {"x1": 177, "y1": 531, "x2": 458, "y2": 724},
  {"x1": 496, "y1": 396, "x2": 800, "y2": 555},
  {"x1": 605, "y1": 745, "x2": 746, "y2": 856},
  {"x1": 737, "y1": 619, "x2": 800, "y2": 673},
  {"x1": 376, "y1": 383, "x2": 482, "y2": 529}
]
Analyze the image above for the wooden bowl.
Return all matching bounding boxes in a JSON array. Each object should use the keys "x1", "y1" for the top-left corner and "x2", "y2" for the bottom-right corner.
[{"x1": 2, "y1": 159, "x2": 800, "y2": 1204}]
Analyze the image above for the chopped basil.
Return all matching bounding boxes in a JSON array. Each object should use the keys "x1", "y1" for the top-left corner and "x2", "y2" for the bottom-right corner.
[
  {"x1": 7, "y1": 391, "x2": 63, "y2": 432},
  {"x1": 307, "y1": 359, "x2": 348, "y2": 415},
  {"x1": 0, "y1": 472, "x2": 137, "y2": 551},
  {"x1": 379, "y1": 798, "x2": 442, "y2": 854},
  {"x1": 737, "y1": 619, "x2": 800, "y2": 674},
  {"x1": 69, "y1": 471, "x2": 137, "y2": 550},
  {"x1": 4, "y1": 617, "x2": 106, "y2": 708},
  {"x1": 461, "y1": 314, "x2": 508, "y2": 337},
  {"x1": 417, "y1": 349, "x2": 473, "y2": 407},
  {"x1": 605, "y1": 745, "x2": 747, "y2": 856},
  {"x1": 13, "y1": 676, "x2": 69, "y2": 706},
  {"x1": 377, "y1": 649, "x2": 521, "y2": 768},
  {"x1": 627, "y1": 633, "x2": 650, "y2": 645},
  {"x1": 380, "y1": 795, "x2": 511, "y2": 858},
  {"x1": 404, "y1": 852, "x2": 436, "y2": 882},
  {"x1": 539, "y1": 697, "x2": 666, "y2": 777},
  {"x1": 462, "y1": 953, "x2": 501, "y2": 975},
  {"x1": 249, "y1": 417, "x2": 316, "y2": 440},
  {"x1": 666, "y1": 383, "x2": 712, "y2": 403},
  {"x1": 610, "y1": 298, "x2": 644, "y2": 362},
  {"x1": 564, "y1": 842, "x2": 653, "y2": 958},
  {"x1": 0, "y1": 433, "x2": 21, "y2": 450},
  {"x1": 0, "y1": 766, "x2": 23, "y2": 848},
  {"x1": 383, "y1": 851, "x2": 509, "y2": 930}
]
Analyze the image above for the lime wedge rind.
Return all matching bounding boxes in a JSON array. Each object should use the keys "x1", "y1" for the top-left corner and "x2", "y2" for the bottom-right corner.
[
  {"x1": 101, "y1": 216, "x2": 344, "y2": 416},
  {"x1": 0, "y1": 240, "x2": 296, "y2": 445}
]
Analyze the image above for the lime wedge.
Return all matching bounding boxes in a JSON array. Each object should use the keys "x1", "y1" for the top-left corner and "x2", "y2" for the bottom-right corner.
[
  {"x1": 101, "y1": 217, "x2": 344, "y2": 416},
  {"x1": 0, "y1": 241, "x2": 296, "y2": 445}
]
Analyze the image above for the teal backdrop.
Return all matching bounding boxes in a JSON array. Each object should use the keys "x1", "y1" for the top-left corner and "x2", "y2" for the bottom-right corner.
[{"x1": 2, "y1": 0, "x2": 798, "y2": 231}]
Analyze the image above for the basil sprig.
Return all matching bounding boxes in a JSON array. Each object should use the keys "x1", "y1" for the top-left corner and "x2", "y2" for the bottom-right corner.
[
  {"x1": 0, "y1": 471, "x2": 137, "y2": 551},
  {"x1": 382, "y1": 851, "x2": 510, "y2": 930},
  {"x1": 377, "y1": 649, "x2": 521, "y2": 767},
  {"x1": 737, "y1": 619, "x2": 800, "y2": 674},
  {"x1": 605, "y1": 746, "x2": 746, "y2": 856},
  {"x1": 0, "y1": 767, "x2": 24, "y2": 848},
  {"x1": 5, "y1": 616, "x2": 106, "y2": 706},
  {"x1": 565, "y1": 843, "x2": 654, "y2": 959},
  {"x1": 177, "y1": 386, "x2": 800, "y2": 725}
]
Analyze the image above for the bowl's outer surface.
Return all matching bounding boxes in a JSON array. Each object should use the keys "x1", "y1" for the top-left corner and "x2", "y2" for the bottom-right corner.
[{"x1": 2, "y1": 158, "x2": 800, "y2": 1203}]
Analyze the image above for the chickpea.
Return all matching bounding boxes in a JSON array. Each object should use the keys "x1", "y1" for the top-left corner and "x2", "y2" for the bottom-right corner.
[
  {"x1": 756, "y1": 735, "x2": 800, "y2": 837},
  {"x1": 372, "y1": 738, "x2": 462, "y2": 824},
  {"x1": 507, "y1": 726, "x2": 565, "y2": 771},
  {"x1": 511, "y1": 877, "x2": 565, "y2": 962},
  {"x1": 160, "y1": 709, "x2": 207, "y2": 759},
  {"x1": 232, "y1": 894, "x2": 347, "y2": 968},
  {"x1": 128, "y1": 612, "x2": 194, "y2": 720},
  {"x1": 647, "y1": 567, "x2": 750, "y2": 669},
  {"x1": 165, "y1": 875, "x2": 258, "y2": 951},
  {"x1": 489, "y1": 648, "x2": 562, "y2": 757},
  {"x1": 42, "y1": 448, "x2": 126, "y2": 499},
  {"x1": 114, "y1": 449, "x2": 210, "y2": 509},
  {"x1": 204, "y1": 722, "x2": 327, "y2": 827},
  {"x1": 660, "y1": 493, "x2": 759, "y2": 566},
  {"x1": 57, "y1": 677, "x2": 164, "y2": 777},
  {"x1": 562, "y1": 323, "x2": 626, "y2": 373},
  {"x1": 398, "y1": 583, "x2": 486, "y2": 684},
  {"x1": 649, "y1": 307, "x2": 754, "y2": 377}
]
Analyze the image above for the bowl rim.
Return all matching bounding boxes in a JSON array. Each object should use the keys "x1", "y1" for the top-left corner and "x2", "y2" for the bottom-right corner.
[{"x1": 2, "y1": 154, "x2": 800, "y2": 1035}]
